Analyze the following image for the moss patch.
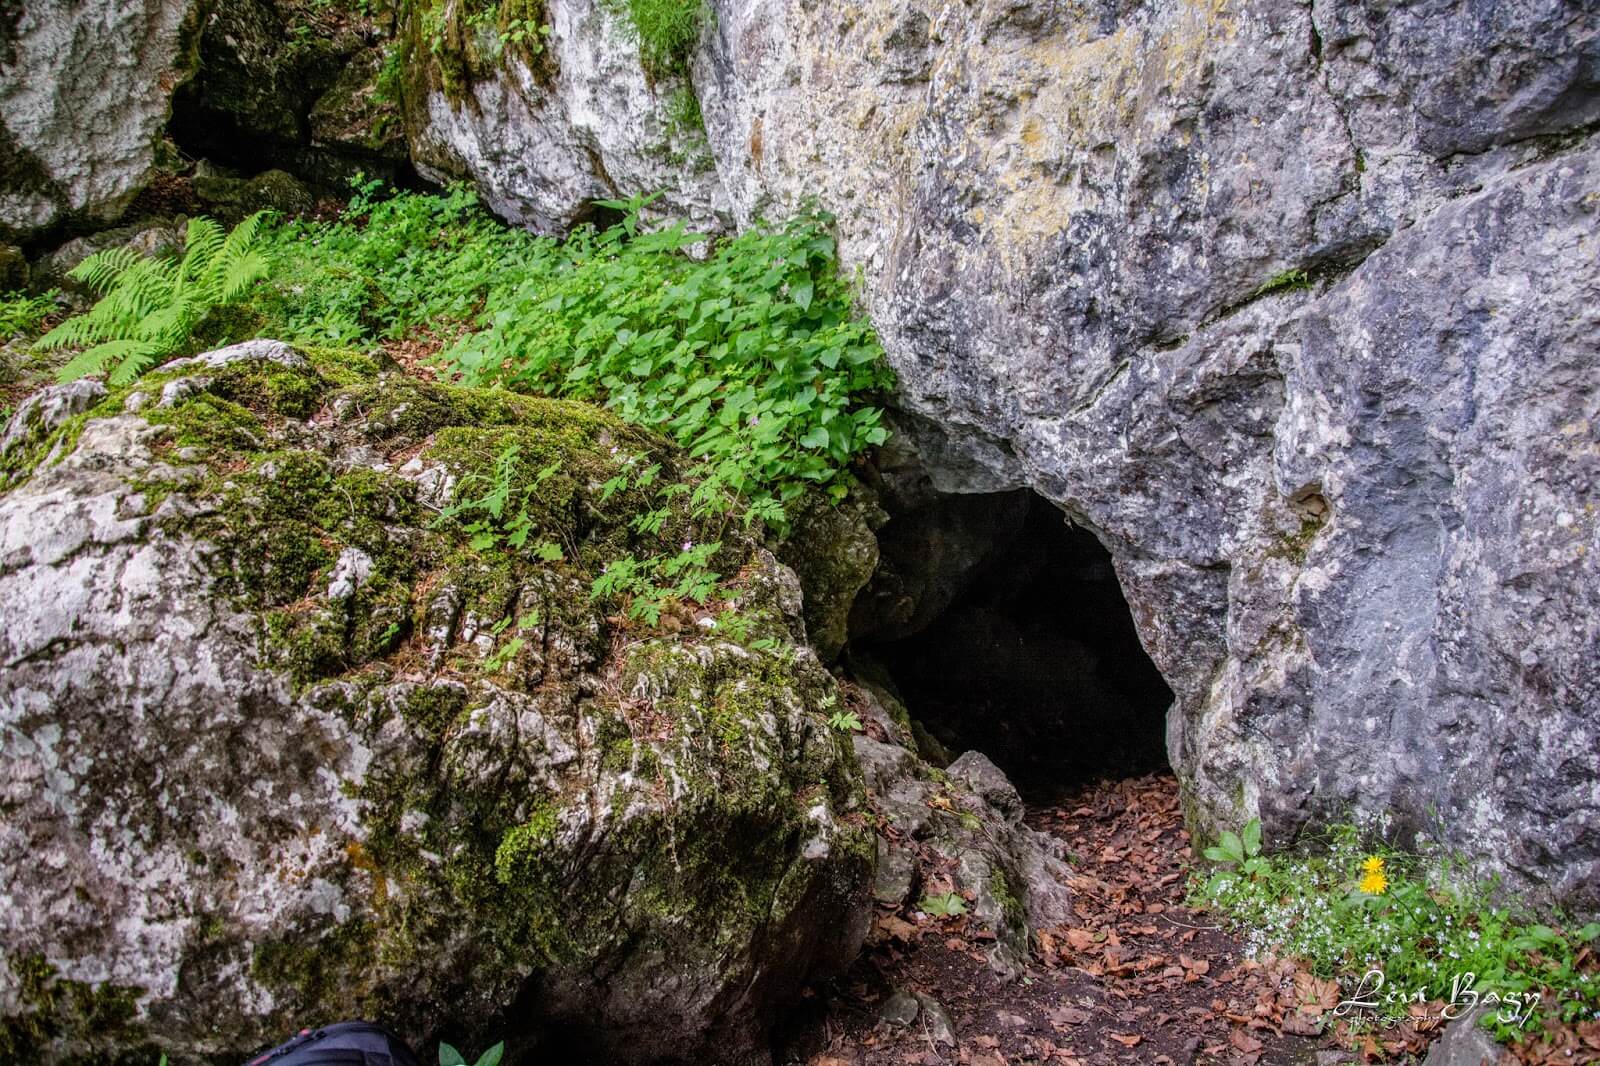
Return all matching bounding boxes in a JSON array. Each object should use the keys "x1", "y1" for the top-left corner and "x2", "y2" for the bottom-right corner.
[{"x1": 0, "y1": 955, "x2": 150, "y2": 1064}]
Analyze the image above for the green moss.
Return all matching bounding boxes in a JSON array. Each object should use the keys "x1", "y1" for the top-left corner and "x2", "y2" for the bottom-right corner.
[
  {"x1": 344, "y1": 375, "x2": 568, "y2": 448},
  {"x1": 494, "y1": 803, "x2": 561, "y2": 884},
  {"x1": 988, "y1": 866, "x2": 1024, "y2": 931},
  {"x1": 403, "y1": 683, "x2": 470, "y2": 738},
  {"x1": 408, "y1": 0, "x2": 556, "y2": 104},
  {"x1": 1267, "y1": 516, "x2": 1326, "y2": 565},
  {"x1": 1252, "y1": 268, "x2": 1313, "y2": 298},
  {"x1": 302, "y1": 346, "x2": 385, "y2": 389},
  {"x1": 206, "y1": 358, "x2": 326, "y2": 421},
  {"x1": 251, "y1": 918, "x2": 378, "y2": 1019},
  {"x1": 776, "y1": 483, "x2": 883, "y2": 662},
  {"x1": 147, "y1": 393, "x2": 268, "y2": 455},
  {"x1": 0, "y1": 955, "x2": 147, "y2": 1063}
]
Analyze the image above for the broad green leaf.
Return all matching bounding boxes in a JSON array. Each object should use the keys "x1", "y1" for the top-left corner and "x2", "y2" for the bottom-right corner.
[{"x1": 1242, "y1": 819, "x2": 1262, "y2": 858}]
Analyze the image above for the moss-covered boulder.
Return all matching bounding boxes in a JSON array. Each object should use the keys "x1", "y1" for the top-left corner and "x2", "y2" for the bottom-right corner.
[{"x1": 0, "y1": 342, "x2": 873, "y2": 1065}]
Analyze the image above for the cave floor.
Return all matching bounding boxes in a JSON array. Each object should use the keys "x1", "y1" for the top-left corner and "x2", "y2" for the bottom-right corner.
[{"x1": 781, "y1": 775, "x2": 1380, "y2": 1066}]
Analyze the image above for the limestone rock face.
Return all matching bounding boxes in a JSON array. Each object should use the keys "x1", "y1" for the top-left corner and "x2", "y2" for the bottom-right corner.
[
  {"x1": 0, "y1": 0, "x2": 202, "y2": 239},
  {"x1": 0, "y1": 344, "x2": 873, "y2": 1063},
  {"x1": 686, "y1": 0, "x2": 1600, "y2": 913},
  {"x1": 420, "y1": 0, "x2": 1600, "y2": 912},
  {"x1": 403, "y1": 0, "x2": 727, "y2": 233}
]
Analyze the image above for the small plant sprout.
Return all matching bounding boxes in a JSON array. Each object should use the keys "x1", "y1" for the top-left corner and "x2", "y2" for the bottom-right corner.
[
  {"x1": 919, "y1": 892, "x2": 968, "y2": 918},
  {"x1": 1203, "y1": 817, "x2": 1267, "y2": 876},
  {"x1": 827, "y1": 709, "x2": 864, "y2": 733},
  {"x1": 439, "y1": 1041, "x2": 504, "y2": 1066}
]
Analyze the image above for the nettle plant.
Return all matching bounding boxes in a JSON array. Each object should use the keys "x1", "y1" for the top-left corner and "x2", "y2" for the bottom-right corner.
[{"x1": 446, "y1": 194, "x2": 893, "y2": 532}]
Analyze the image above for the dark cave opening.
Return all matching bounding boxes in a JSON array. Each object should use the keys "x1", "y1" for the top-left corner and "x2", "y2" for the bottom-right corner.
[{"x1": 848, "y1": 490, "x2": 1175, "y2": 805}]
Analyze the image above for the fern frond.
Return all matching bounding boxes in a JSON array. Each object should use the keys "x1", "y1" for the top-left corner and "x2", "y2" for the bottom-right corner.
[
  {"x1": 135, "y1": 298, "x2": 201, "y2": 350},
  {"x1": 183, "y1": 216, "x2": 227, "y2": 274},
  {"x1": 54, "y1": 340, "x2": 147, "y2": 383},
  {"x1": 106, "y1": 344, "x2": 165, "y2": 386},
  {"x1": 38, "y1": 211, "x2": 272, "y2": 386},
  {"x1": 216, "y1": 249, "x2": 270, "y2": 304},
  {"x1": 206, "y1": 211, "x2": 269, "y2": 302},
  {"x1": 36, "y1": 314, "x2": 104, "y2": 350},
  {"x1": 88, "y1": 260, "x2": 178, "y2": 339},
  {"x1": 220, "y1": 211, "x2": 266, "y2": 261},
  {"x1": 66, "y1": 247, "x2": 140, "y2": 296}
]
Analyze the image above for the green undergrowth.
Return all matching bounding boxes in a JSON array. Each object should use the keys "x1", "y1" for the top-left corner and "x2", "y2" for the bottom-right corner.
[
  {"x1": 603, "y1": 0, "x2": 707, "y2": 75},
  {"x1": 1, "y1": 290, "x2": 58, "y2": 339},
  {"x1": 257, "y1": 184, "x2": 892, "y2": 532},
  {"x1": 24, "y1": 180, "x2": 891, "y2": 526},
  {"x1": 17, "y1": 183, "x2": 891, "y2": 631},
  {"x1": 1191, "y1": 820, "x2": 1600, "y2": 1041}
]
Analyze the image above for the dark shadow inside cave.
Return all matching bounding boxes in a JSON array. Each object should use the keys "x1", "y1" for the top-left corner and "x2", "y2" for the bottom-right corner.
[{"x1": 848, "y1": 490, "x2": 1174, "y2": 805}]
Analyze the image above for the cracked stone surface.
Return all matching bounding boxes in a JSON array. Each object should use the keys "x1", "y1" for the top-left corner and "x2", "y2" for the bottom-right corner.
[
  {"x1": 695, "y1": 0, "x2": 1600, "y2": 913},
  {"x1": 0, "y1": 0, "x2": 202, "y2": 239}
]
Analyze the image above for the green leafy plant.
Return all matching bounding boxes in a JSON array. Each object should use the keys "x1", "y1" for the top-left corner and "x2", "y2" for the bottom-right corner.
[
  {"x1": 919, "y1": 892, "x2": 968, "y2": 918},
  {"x1": 827, "y1": 709, "x2": 863, "y2": 733},
  {"x1": 1203, "y1": 817, "x2": 1267, "y2": 876},
  {"x1": 1192, "y1": 821, "x2": 1600, "y2": 1038},
  {"x1": 0, "y1": 290, "x2": 57, "y2": 339},
  {"x1": 437, "y1": 442, "x2": 563, "y2": 553},
  {"x1": 258, "y1": 180, "x2": 534, "y2": 346},
  {"x1": 439, "y1": 1041, "x2": 504, "y2": 1066},
  {"x1": 446, "y1": 192, "x2": 892, "y2": 529},
  {"x1": 38, "y1": 213, "x2": 270, "y2": 384},
  {"x1": 591, "y1": 541, "x2": 721, "y2": 625}
]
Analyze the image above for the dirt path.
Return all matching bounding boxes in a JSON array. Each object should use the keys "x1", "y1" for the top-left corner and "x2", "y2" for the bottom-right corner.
[{"x1": 781, "y1": 774, "x2": 1344, "y2": 1066}]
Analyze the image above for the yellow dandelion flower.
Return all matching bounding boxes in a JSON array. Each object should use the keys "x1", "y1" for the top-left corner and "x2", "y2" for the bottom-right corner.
[{"x1": 1359, "y1": 856, "x2": 1388, "y2": 894}]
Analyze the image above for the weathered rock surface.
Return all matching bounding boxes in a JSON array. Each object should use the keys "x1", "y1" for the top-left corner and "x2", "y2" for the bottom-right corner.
[
  {"x1": 0, "y1": 0, "x2": 202, "y2": 240},
  {"x1": 851, "y1": 678, "x2": 1074, "y2": 980},
  {"x1": 402, "y1": 0, "x2": 728, "y2": 232},
  {"x1": 424, "y1": 0, "x2": 1600, "y2": 911},
  {"x1": 0, "y1": 343, "x2": 874, "y2": 1063},
  {"x1": 1420, "y1": 1007, "x2": 1504, "y2": 1066}
]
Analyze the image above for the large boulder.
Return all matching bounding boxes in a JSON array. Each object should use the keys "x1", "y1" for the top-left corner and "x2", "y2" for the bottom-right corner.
[
  {"x1": 0, "y1": 343, "x2": 874, "y2": 1064},
  {"x1": 0, "y1": 0, "x2": 203, "y2": 240},
  {"x1": 682, "y1": 0, "x2": 1600, "y2": 913}
]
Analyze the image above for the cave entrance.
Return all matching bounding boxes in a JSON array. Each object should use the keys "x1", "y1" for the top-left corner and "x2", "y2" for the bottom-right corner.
[{"x1": 848, "y1": 490, "x2": 1174, "y2": 805}]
